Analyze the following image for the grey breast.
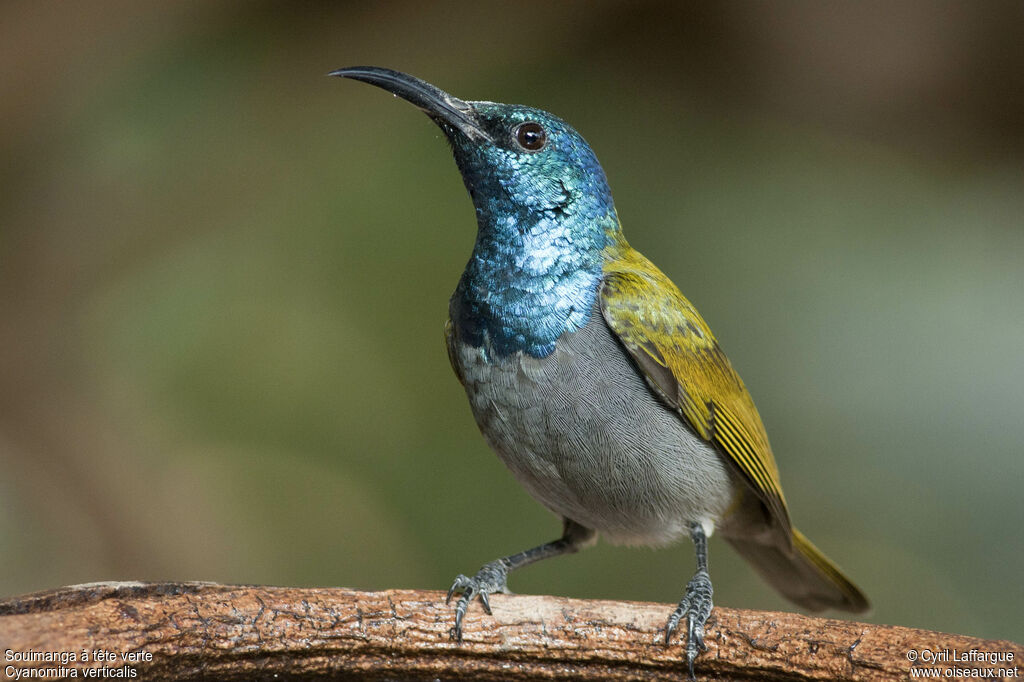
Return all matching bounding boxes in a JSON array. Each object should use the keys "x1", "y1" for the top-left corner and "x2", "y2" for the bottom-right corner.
[{"x1": 453, "y1": 303, "x2": 740, "y2": 546}]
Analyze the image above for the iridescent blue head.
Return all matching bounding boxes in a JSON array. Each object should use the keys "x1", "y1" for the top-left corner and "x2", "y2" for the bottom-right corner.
[{"x1": 332, "y1": 66, "x2": 620, "y2": 358}]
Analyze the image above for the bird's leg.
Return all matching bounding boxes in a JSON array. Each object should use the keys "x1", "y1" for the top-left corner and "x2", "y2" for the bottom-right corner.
[
  {"x1": 446, "y1": 518, "x2": 595, "y2": 642},
  {"x1": 665, "y1": 521, "x2": 714, "y2": 680}
]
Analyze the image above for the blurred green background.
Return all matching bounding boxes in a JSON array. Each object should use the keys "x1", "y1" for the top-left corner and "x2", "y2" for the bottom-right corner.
[{"x1": 2, "y1": 1, "x2": 1021, "y2": 644}]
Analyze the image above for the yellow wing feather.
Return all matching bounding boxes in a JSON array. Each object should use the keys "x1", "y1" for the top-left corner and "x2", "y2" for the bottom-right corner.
[{"x1": 600, "y1": 236, "x2": 792, "y2": 542}]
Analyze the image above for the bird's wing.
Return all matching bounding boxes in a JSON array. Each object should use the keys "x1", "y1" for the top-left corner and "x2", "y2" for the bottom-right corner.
[
  {"x1": 445, "y1": 317, "x2": 465, "y2": 387},
  {"x1": 600, "y1": 246, "x2": 792, "y2": 542}
]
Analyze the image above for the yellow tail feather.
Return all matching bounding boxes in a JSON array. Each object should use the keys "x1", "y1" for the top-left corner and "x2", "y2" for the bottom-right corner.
[{"x1": 727, "y1": 528, "x2": 869, "y2": 613}]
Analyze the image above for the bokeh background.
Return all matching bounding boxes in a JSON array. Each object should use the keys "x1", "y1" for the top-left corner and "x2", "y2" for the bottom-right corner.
[{"x1": 2, "y1": 1, "x2": 1022, "y2": 644}]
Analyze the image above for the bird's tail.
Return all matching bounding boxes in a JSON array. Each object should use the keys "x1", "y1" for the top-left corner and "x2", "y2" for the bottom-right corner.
[{"x1": 726, "y1": 528, "x2": 869, "y2": 613}]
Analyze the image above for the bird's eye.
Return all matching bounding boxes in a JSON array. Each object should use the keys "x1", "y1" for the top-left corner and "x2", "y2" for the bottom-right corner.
[{"x1": 514, "y1": 122, "x2": 547, "y2": 151}]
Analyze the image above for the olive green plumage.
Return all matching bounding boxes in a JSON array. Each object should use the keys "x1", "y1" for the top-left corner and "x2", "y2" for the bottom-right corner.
[{"x1": 600, "y1": 229, "x2": 868, "y2": 613}]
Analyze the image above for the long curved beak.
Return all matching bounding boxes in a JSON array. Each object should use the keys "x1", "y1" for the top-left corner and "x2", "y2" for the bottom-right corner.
[{"x1": 330, "y1": 66, "x2": 490, "y2": 143}]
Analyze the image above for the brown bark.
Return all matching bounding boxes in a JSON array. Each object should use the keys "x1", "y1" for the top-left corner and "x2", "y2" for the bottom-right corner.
[{"x1": 0, "y1": 582, "x2": 1019, "y2": 680}]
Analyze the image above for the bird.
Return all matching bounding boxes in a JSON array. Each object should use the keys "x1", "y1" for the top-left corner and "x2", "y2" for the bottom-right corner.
[{"x1": 330, "y1": 66, "x2": 869, "y2": 678}]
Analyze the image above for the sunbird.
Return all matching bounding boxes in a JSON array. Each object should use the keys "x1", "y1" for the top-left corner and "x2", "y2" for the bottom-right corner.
[{"x1": 331, "y1": 66, "x2": 868, "y2": 678}]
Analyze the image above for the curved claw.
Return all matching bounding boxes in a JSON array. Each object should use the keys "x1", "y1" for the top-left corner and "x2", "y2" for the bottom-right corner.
[
  {"x1": 479, "y1": 590, "x2": 492, "y2": 615},
  {"x1": 664, "y1": 596, "x2": 689, "y2": 645},
  {"x1": 665, "y1": 570, "x2": 714, "y2": 681},
  {"x1": 685, "y1": 612, "x2": 708, "y2": 679},
  {"x1": 445, "y1": 560, "x2": 509, "y2": 643},
  {"x1": 451, "y1": 592, "x2": 473, "y2": 641},
  {"x1": 446, "y1": 574, "x2": 469, "y2": 604}
]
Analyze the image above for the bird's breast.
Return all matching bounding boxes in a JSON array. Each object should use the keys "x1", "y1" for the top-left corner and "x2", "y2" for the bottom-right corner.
[{"x1": 449, "y1": 302, "x2": 739, "y2": 546}]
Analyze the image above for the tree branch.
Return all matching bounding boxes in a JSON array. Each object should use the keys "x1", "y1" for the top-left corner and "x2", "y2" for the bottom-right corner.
[{"x1": 0, "y1": 582, "x2": 1019, "y2": 680}]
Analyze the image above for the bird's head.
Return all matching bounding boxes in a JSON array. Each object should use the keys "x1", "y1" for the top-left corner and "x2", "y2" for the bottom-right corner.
[{"x1": 331, "y1": 67, "x2": 617, "y2": 234}]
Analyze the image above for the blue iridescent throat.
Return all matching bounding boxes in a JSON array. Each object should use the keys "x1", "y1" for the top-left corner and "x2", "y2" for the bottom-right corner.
[
  {"x1": 450, "y1": 182, "x2": 618, "y2": 358},
  {"x1": 445, "y1": 103, "x2": 619, "y2": 359},
  {"x1": 451, "y1": 218, "x2": 611, "y2": 358}
]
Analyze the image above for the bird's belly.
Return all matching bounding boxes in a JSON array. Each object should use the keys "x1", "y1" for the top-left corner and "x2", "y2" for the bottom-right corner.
[{"x1": 453, "y1": 309, "x2": 738, "y2": 546}]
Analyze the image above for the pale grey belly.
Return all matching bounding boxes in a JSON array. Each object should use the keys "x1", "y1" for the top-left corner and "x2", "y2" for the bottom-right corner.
[{"x1": 453, "y1": 308, "x2": 738, "y2": 546}]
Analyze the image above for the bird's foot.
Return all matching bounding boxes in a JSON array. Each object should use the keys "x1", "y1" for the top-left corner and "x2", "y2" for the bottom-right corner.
[
  {"x1": 445, "y1": 559, "x2": 510, "y2": 642},
  {"x1": 664, "y1": 569, "x2": 713, "y2": 680}
]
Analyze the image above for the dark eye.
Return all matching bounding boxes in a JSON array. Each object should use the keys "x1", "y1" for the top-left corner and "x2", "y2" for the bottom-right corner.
[{"x1": 514, "y1": 122, "x2": 547, "y2": 151}]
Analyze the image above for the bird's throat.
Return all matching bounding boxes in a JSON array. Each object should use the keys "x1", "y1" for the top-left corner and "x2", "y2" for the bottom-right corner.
[{"x1": 450, "y1": 210, "x2": 617, "y2": 359}]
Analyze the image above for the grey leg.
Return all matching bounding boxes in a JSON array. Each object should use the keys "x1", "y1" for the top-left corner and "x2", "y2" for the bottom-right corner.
[
  {"x1": 446, "y1": 518, "x2": 595, "y2": 641},
  {"x1": 665, "y1": 522, "x2": 714, "y2": 680}
]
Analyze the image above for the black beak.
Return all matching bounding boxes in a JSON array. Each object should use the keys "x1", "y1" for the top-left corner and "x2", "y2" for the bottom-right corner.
[{"x1": 330, "y1": 66, "x2": 490, "y2": 143}]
